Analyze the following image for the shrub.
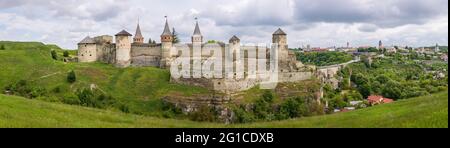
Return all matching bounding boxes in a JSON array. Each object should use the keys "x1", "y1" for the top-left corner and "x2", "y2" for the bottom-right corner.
[
  {"x1": 63, "y1": 51, "x2": 70, "y2": 57},
  {"x1": 51, "y1": 50, "x2": 58, "y2": 60},
  {"x1": 76, "y1": 88, "x2": 96, "y2": 107},
  {"x1": 0, "y1": 45, "x2": 5, "y2": 50},
  {"x1": 189, "y1": 105, "x2": 217, "y2": 122},
  {"x1": 232, "y1": 105, "x2": 256, "y2": 123},
  {"x1": 278, "y1": 97, "x2": 308, "y2": 119},
  {"x1": 161, "y1": 101, "x2": 183, "y2": 118},
  {"x1": 5, "y1": 80, "x2": 47, "y2": 99},
  {"x1": 67, "y1": 70, "x2": 76, "y2": 83},
  {"x1": 61, "y1": 94, "x2": 81, "y2": 105}
]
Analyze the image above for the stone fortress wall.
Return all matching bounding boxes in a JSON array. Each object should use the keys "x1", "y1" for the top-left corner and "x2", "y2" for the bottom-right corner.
[{"x1": 77, "y1": 18, "x2": 315, "y2": 94}]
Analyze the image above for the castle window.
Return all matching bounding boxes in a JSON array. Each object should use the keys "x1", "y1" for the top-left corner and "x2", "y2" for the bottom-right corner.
[
  {"x1": 90, "y1": 54, "x2": 92, "y2": 56},
  {"x1": 218, "y1": 82, "x2": 221, "y2": 85},
  {"x1": 81, "y1": 54, "x2": 84, "y2": 56}
]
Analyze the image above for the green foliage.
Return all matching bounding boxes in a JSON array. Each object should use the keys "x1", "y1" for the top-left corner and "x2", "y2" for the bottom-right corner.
[
  {"x1": 345, "y1": 56, "x2": 447, "y2": 100},
  {"x1": 161, "y1": 101, "x2": 183, "y2": 118},
  {"x1": 0, "y1": 41, "x2": 211, "y2": 118},
  {"x1": 252, "y1": 90, "x2": 275, "y2": 119},
  {"x1": 63, "y1": 51, "x2": 69, "y2": 57},
  {"x1": 67, "y1": 70, "x2": 76, "y2": 83},
  {"x1": 75, "y1": 88, "x2": 122, "y2": 110},
  {"x1": 232, "y1": 105, "x2": 256, "y2": 123},
  {"x1": 76, "y1": 88, "x2": 96, "y2": 107},
  {"x1": 172, "y1": 28, "x2": 180, "y2": 44},
  {"x1": 189, "y1": 105, "x2": 218, "y2": 122},
  {"x1": 0, "y1": 91, "x2": 447, "y2": 128},
  {"x1": 232, "y1": 90, "x2": 323, "y2": 123},
  {"x1": 0, "y1": 45, "x2": 5, "y2": 50},
  {"x1": 297, "y1": 52, "x2": 353, "y2": 66},
  {"x1": 4, "y1": 80, "x2": 47, "y2": 99},
  {"x1": 278, "y1": 97, "x2": 308, "y2": 119},
  {"x1": 328, "y1": 96, "x2": 348, "y2": 110},
  {"x1": 358, "y1": 47, "x2": 379, "y2": 52},
  {"x1": 51, "y1": 50, "x2": 58, "y2": 60}
]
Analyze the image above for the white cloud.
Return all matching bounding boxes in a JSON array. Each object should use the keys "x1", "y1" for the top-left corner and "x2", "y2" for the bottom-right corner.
[{"x1": 0, "y1": 0, "x2": 447, "y2": 49}]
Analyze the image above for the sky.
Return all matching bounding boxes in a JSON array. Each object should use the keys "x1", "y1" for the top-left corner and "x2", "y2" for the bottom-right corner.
[{"x1": 0, "y1": 0, "x2": 448, "y2": 49}]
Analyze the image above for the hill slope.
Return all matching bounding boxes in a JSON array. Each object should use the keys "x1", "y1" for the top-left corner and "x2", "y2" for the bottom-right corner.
[
  {"x1": 0, "y1": 91, "x2": 447, "y2": 128},
  {"x1": 0, "y1": 41, "x2": 210, "y2": 117}
]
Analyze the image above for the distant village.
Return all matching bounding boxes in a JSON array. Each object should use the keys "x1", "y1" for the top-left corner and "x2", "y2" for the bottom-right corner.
[{"x1": 295, "y1": 41, "x2": 448, "y2": 63}]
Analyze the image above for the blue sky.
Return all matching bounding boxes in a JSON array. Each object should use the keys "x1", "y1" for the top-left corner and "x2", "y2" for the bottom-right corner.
[{"x1": 0, "y1": 0, "x2": 448, "y2": 49}]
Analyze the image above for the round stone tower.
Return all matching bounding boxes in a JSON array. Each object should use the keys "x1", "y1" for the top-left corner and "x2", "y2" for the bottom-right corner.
[
  {"x1": 78, "y1": 36, "x2": 97, "y2": 63},
  {"x1": 115, "y1": 30, "x2": 132, "y2": 68},
  {"x1": 228, "y1": 35, "x2": 243, "y2": 78},
  {"x1": 160, "y1": 16, "x2": 173, "y2": 68},
  {"x1": 272, "y1": 28, "x2": 288, "y2": 63}
]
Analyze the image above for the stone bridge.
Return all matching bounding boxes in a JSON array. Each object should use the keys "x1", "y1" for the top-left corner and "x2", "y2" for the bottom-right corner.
[{"x1": 317, "y1": 57, "x2": 360, "y2": 79}]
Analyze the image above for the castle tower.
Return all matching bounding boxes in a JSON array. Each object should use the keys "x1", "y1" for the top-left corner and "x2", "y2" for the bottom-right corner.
[
  {"x1": 115, "y1": 30, "x2": 132, "y2": 67},
  {"x1": 192, "y1": 18, "x2": 203, "y2": 46},
  {"x1": 435, "y1": 43, "x2": 440, "y2": 52},
  {"x1": 78, "y1": 36, "x2": 97, "y2": 62},
  {"x1": 273, "y1": 28, "x2": 288, "y2": 62},
  {"x1": 133, "y1": 20, "x2": 144, "y2": 44},
  {"x1": 228, "y1": 35, "x2": 243, "y2": 78},
  {"x1": 378, "y1": 40, "x2": 383, "y2": 49},
  {"x1": 161, "y1": 16, "x2": 173, "y2": 68}
]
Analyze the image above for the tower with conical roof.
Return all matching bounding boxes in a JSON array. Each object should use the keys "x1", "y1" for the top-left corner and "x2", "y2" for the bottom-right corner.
[
  {"x1": 133, "y1": 19, "x2": 144, "y2": 44},
  {"x1": 192, "y1": 18, "x2": 203, "y2": 46},
  {"x1": 115, "y1": 30, "x2": 132, "y2": 67},
  {"x1": 161, "y1": 16, "x2": 173, "y2": 68}
]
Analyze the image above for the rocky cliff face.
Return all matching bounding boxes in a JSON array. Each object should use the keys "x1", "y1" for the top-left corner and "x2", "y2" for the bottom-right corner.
[{"x1": 161, "y1": 79, "x2": 322, "y2": 123}]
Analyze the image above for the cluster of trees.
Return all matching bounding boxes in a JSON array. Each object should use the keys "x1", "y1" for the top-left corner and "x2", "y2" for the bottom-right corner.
[
  {"x1": 4, "y1": 80, "x2": 47, "y2": 99},
  {"x1": 337, "y1": 57, "x2": 447, "y2": 100},
  {"x1": 51, "y1": 50, "x2": 58, "y2": 60},
  {"x1": 0, "y1": 44, "x2": 5, "y2": 50},
  {"x1": 321, "y1": 54, "x2": 447, "y2": 113},
  {"x1": 297, "y1": 52, "x2": 353, "y2": 66},
  {"x1": 357, "y1": 47, "x2": 379, "y2": 53},
  {"x1": 50, "y1": 50, "x2": 71, "y2": 60},
  {"x1": 148, "y1": 38, "x2": 157, "y2": 44},
  {"x1": 232, "y1": 91, "x2": 324, "y2": 123},
  {"x1": 4, "y1": 70, "x2": 77, "y2": 99},
  {"x1": 323, "y1": 83, "x2": 365, "y2": 111}
]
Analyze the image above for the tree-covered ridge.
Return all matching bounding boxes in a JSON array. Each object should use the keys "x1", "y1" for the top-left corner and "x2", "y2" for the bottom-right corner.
[
  {"x1": 339, "y1": 56, "x2": 448, "y2": 100},
  {"x1": 296, "y1": 52, "x2": 353, "y2": 66}
]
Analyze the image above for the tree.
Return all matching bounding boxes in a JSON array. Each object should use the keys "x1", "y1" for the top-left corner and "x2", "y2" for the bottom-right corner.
[
  {"x1": 0, "y1": 44, "x2": 5, "y2": 50},
  {"x1": 63, "y1": 51, "x2": 69, "y2": 57},
  {"x1": 67, "y1": 70, "x2": 76, "y2": 83},
  {"x1": 77, "y1": 88, "x2": 95, "y2": 107},
  {"x1": 278, "y1": 97, "x2": 308, "y2": 119},
  {"x1": 51, "y1": 50, "x2": 58, "y2": 60},
  {"x1": 357, "y1": 84, "x2": 372, "y2": 99},
  {"x1": 148, "y1": 38, "x2": 153, "y2": 44},
  {"x1": 172, "y1": 27, "x2": 180, "y2": 44}
]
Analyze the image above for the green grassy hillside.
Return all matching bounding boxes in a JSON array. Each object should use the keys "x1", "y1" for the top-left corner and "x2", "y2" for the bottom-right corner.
[
  {"x1": 0, "y1": 91, "x2": 447, "y2": 128},
  {"x1": 0, "y1": 41, "x2": 210, "y2": 117}
]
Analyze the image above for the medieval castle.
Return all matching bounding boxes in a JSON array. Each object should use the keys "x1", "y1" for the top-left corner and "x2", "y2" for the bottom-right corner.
[{"x1": 77, "y1": 18, "x2": 314, "y2": 93}]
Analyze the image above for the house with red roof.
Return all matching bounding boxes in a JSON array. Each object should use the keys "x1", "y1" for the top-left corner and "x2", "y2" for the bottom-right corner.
[{"x1": 367, "y1": 95, "x2": 394, "y2": 106}]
